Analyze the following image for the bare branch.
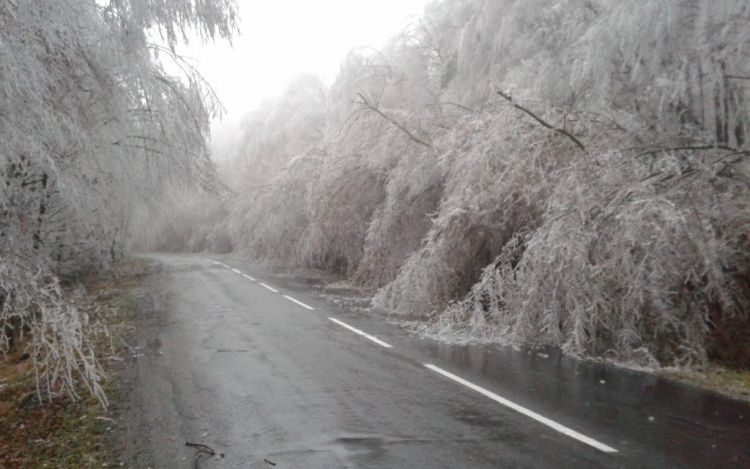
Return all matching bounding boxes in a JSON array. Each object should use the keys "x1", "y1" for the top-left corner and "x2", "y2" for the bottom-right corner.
[
  {"x1": 632, "y1": 144, "x2": 750, "y2": 159},
  {"x1": 497, "y1": 91, "x2": 587, "y2": 153},
  {"x1": 354, "y1": 93, "x2": 431, "y2": 147},
  {"x1": 426, "y1": 101, "x2": 475, "y2": 113}
]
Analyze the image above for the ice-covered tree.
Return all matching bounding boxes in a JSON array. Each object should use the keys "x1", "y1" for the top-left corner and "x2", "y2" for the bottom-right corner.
[
  {"x1": 194, "y1": 0, "x2": 750, "y2": 368},
  {"x1": 0, "y1": 0, "x2": 238, "y2": 403}
]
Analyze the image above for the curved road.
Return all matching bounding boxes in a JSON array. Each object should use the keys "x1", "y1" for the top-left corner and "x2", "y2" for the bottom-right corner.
[{"x1": 120, "y1": 254, "x2": 750, "y2": 468}]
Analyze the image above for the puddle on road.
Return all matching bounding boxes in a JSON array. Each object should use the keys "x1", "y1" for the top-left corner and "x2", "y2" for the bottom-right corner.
[
  {"x1": 260, "y1": 449, "x2": 345, "y2": 469},
  {"x1": 263, "y1": 434, "x2": 433, "y2": 469},
  {"x1": 420, "y1": 340, "x2": 744, "y2": 418}
]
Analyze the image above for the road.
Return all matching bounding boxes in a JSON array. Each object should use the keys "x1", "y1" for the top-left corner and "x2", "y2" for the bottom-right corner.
[{"x1": 119, "y1": 254, "x2": 750, "y2": 468}]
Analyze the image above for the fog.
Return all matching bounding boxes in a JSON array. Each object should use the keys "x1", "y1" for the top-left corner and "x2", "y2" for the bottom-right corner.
[
  {"x1": 3, "y1": 0, "x2": 750, "y2": 402},
  {"x1": 177, "y1": 0, "x2": 429, "y2": 135}
]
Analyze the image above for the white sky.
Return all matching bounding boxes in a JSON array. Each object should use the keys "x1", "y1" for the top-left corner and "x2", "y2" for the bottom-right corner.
[{"x1": 178, "y1": 0, "x2": 429, "y2": 136}]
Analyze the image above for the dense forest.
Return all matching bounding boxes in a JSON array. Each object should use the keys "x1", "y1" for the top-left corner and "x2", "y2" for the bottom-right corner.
[
  {"x1": 5, "y1": 0, "x2": 750, "y2": 407},
  {"x1": 0, "y1": 0, "x2": 237, "y2": 402},
  {"x1": 141, "y1": 0, "x2": 749, "y2": 370}
]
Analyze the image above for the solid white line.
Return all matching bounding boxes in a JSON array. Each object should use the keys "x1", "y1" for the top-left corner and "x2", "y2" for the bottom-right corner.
[
  {"x1": 423, "y1": 364, "x2": 618, "y2": 453},
  {"x1": 283, "y1": 295, "x2": 314, "y2": 310},
  {"x1": 328, "y1": 318, "x2": 392, "y2": 348},
  {"x1": 243, "y1": 274, "x2": 256, "y2": 282},
  {"x1": 232, "y1": 268, "x2": 242, "y2": 274},
  {"x1": 259, "y1": 283, "x2": 279, "y2": 293}
]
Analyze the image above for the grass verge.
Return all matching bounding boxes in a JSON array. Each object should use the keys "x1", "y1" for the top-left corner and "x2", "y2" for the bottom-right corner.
[
  {"x1": 0, "y1": 258, "x2": 157, "y2": 469},
  {"x1": 662, "y1": 366, "x2": 750, "y2": 404}
]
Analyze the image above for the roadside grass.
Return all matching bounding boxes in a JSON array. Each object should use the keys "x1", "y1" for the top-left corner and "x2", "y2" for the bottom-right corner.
[
  {"x1": 662, "y1": 366, "x2": 750, "y2": 404},
  {"x1": 0, "y1": 258, "x2": 156, "y2": 468}
]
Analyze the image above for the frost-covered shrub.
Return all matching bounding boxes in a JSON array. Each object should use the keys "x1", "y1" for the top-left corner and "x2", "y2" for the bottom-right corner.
[
  {"x1": 431, "y1": 145, "x2": 750, "y2": 367},
  {"x1": 373, "y1": 105, "x2": 573, "y2": 316},
  {"x1": 298, "y1": 109, "x2": 434, "y2": 274},
  {"x1": 228, "y1": 152, "x2": 319, "y2": 264},
  {"x1": 353, "y1": 148, "x2": 442, "y2": 287},
  {"x1": 0, "y1": 259, "x2": 105, "y2": 404}
]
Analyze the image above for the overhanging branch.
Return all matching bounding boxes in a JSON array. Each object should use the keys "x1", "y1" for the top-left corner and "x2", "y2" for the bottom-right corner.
[
  {"x1": 498, "y1": 91, "x2": 587, "y2": 153},
  {"x1": 354, "y1": 93, "x2": 431, "y2": 147},
  {"x1": 633, "y1": 144, "x2": 749, "y2": 159}
]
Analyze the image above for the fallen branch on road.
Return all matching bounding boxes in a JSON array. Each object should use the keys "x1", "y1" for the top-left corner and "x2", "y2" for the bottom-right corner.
[{"x1": 185, "y1": 441, "x2": 220, "y2": 469}]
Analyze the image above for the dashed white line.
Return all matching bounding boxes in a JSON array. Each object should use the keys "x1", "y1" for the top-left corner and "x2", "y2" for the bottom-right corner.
[
  {"x1": 243, "y1": 274, "x2": 256, "y2": 282},
  {"x1": 232, "y1": 268, "x2": 242, "y2": 274},
  {"x1": 423, "y1": 364, "x2": 618, "y2": 453},
  {"x1": 328, "y1": 318, "x2": 392, "y2": 348},
  {"x1": 259, "y1": 283, "x2": 279, "y2": 293},
  {"x1": 283, "y1": 295, "x2": 314, "y2": 310}
]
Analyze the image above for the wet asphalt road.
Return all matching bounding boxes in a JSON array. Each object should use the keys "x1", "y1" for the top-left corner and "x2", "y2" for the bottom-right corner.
[{"x1": 129, "y1": 254, "x2": 750, "y2": 468}]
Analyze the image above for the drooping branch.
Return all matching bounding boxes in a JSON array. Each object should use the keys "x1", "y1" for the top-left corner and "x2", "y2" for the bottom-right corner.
[
  {"x1": 426, "y1": 101, "x2": 475, "y2": 113},
  {"x1": 354, "y1": 93, "x2": 431, "y2": 147},
  {"x1": 632, "y1": 144, "x2": 749, "y2": 159},
  {"x1": 497, "y1": 91, "x2": 587, "y2": 153}
]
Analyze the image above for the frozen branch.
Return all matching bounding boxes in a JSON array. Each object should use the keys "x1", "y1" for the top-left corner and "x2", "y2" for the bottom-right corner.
[
  {"x1": 354, "y1": 93, "x2": 431, "y2": 147},
  {"x1": 497, "y1": 91, "x2": 587, "y2": 153},
  {"x1": 633, "y1": 144, "x2": 750, "y2": 159}
]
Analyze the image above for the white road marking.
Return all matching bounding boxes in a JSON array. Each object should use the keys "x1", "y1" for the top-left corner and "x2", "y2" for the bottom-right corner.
[
  {"x1": 243, "y1": 274, "x2": 256, "y2": 282},
  {"x1": 220, "y1": 263, "x2": 230, "y2": 269},
  {"x1": 259, "y1": 283, "x2": 279, "y2": 293},
  {"x1": 232, "y1": 268, "x2": 242, "y2": 274},
  {"x1": 283, "y1": 295, "x2": 314, "y2": 310},
  {"x1": 423, "y1": 364, "x2": 618, "y2": 453},
  {"x1": 328, "y1": 318, "x2": 392, "y2": 348}
]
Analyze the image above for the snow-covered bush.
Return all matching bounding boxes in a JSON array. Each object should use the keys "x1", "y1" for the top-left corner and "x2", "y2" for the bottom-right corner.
[{"x1": 433, "y1": 142, "x2": 750, "y2": 367}]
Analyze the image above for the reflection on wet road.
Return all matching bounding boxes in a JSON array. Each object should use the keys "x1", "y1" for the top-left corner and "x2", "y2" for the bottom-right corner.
[
  {"x1": 133, "y1": 254, "x2": 750, "y2": 469},
  {"x1": 414, "y1": 340, "x2": 750, "y2": 467}
]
